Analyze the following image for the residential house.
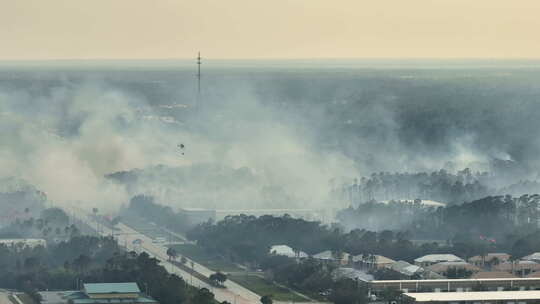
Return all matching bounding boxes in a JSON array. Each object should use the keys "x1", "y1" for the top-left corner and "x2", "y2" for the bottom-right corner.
[
  {"x1": 387, "y1": 260, "x2": 423, "y2": 278},
  {"x1": 523, "y1": 253, "x2": 540, "y2": 263},
  {"x1": 332, "y1": 267, "x2": 374, "y2": 282},
  {"x1": 470, "y1": 271, "x2": 518, "y2": 279},
  {"x1": 414, "y1": 254, "x2": 464, "y2": 267},
  {"x1": 313, "y1": 250, "x2": 351, "y2": 265},
  {"x1": 494, "y1": 261, "x2": 540, "y2": 277},
  {"x1": 469, "y1": 253, "x2": 510, "y2": 268},
  {"x1": 427, "y1": 261, "x2": 481, "y2": 276},
  {"x1": 352, "y1": 254, "x2": 395, "y2": 269}
]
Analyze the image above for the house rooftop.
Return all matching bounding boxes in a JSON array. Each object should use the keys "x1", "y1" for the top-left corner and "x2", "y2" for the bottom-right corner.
[
  {"x1": 414, "y1": 254, "x2": 463, "y2": 263},
  {"x1": 469, "y1": 253, "x2": 510, "y2": 262},
  {"x1": 84, "y1": 283, "x2": 140, "y2": 294},
  {"x1": 427, "y1": 261, "x2": 480, "y2": 273},
  {"x1": 333, "y1": 267, "x2": 374, "y2": 282},
  {"x1": 269, "y1": 245, "x2": 308, "y2": 258},
  {"x1": 389, "y1": 260, "x2": 423, "y2": 276},
  {"x1": 524, "y1": 252, "x2": 540, "y2": 261},
  {"x1": 313, "y1": 250, "x2": 334, "y2": 260},
  {"x1": 313, "y1": 250, "x2": 350, "y2": 260},
  {"x1": 352, "y1": 254, "x2": 395, "y2": 264},
  {"x1": 471, "y1": 271, "x2": 518, "y2": 279}
]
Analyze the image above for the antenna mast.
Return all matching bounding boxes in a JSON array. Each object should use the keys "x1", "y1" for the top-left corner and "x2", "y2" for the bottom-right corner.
[{"x1": 196, "y1": 52, "x2": 202, "y2": 108}]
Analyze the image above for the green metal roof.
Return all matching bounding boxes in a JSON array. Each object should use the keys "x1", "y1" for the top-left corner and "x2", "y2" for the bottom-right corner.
[
  {"x1": 72, "y1": 297, "x2": 157, "y2": 304},
  {"x1": 83, "y1": 283, "x2": 141, "y2": 294}
]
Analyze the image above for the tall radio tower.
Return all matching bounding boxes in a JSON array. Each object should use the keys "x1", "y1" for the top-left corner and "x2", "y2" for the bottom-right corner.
[{"x1": 196, "y1": 52, "x2": 202, "y2": 108}]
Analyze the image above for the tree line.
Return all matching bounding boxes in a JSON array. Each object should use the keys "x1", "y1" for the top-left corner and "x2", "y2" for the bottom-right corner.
[
  {"x1": 121, "y1": 195, "x2": 193, "y2": 233},
  {"x1": 188, "y1": 194, "x2": 540, "y2": 266},
  {"x1": 338, "y1": 194, "x2": 540, "y2": 260},
  {"x1": 331, "y1": 169, "x2": 491, "y2": 206},
  {"x1": 0, "y1": 235, "x2": 218, "y2": 304},
  {"x1": 0, "y1": 207, "x2": 79, "y2": 240}
]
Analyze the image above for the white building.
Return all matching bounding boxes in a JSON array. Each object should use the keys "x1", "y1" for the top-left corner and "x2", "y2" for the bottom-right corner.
[
  {"x1": 523, "y1": 252, "x2": 540, "y2": 263},
  {"x1": 0, "y1": 238, "x2": 46, "y2": 248},
  {"x1": 405, "y1": 290, "x2": 540, "y2": 304},
  {"x1": 269, "y1": 245, "x2": 308, "y2": 258}
]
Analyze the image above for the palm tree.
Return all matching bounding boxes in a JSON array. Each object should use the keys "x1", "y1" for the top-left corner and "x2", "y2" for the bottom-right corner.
[
  {"x1": 92, "y1": 208, "x2": 99, "y2": 232},
  {"x1": 73, "y1": 254, "x2": 91, "y2": 274}
]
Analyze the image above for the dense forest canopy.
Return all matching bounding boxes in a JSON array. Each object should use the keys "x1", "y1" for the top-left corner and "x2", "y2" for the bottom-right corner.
[{"x1": 187, "y1": 194, "x2": 540, "y2": 265}]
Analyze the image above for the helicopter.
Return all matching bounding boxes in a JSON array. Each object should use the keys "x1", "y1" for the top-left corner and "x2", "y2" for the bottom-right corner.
[{"x1": 177, "y1": 143, "x2": 185, "y2": 155}]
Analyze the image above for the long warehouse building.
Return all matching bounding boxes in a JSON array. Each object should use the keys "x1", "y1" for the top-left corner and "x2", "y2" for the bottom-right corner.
[{"x1": 369, "y1": 278, "x2": 540, "y2": 293}]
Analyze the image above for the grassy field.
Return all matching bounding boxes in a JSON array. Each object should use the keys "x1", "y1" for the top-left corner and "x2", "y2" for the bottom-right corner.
[
  {"x1": 229, "y1": 274, "x2": 309, "y2": 302},
  {"x1": 14, "y1": 293, "x2": 37, "y2": 304},
  {"x1": 122, "y1": 214, "x2": 183, "y2": 242},
  {"x1": 169, "y1": 244, "x2": 244, "y2": 273}
]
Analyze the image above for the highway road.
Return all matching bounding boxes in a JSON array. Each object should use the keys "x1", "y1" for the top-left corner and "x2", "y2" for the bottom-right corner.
[
  {"x1": 68, "y1": 206, "x2": 263, "y2": 304},
  {"x1": 0, "y1": 292, "x2": 14, "y2": 304}
]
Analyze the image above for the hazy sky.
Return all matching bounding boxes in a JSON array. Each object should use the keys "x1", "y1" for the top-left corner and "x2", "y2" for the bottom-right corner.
[{"x1": 1, "y1": 0, "x2": 539, "y2": 60}]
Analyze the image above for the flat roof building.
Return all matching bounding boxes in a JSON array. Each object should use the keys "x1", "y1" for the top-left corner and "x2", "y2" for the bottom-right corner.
[
  {"x1": 76, "y1": 283, "x2": 156, "y2": 304},
  {"x1": 0, "y1": 238, "x2": 46, "y2": 248},
  {"x1": 369, "y1": 278, "x2": 540, "y2": 293},
  {"x1": 84, "y1": 283, "x2": 141, "y2": 299},
  {"x1": 405, "y1": 290, "x2": 540, "y2": 303},
  {"x1": 40, "y1": 283, "x2": 158, "y2": 304}
]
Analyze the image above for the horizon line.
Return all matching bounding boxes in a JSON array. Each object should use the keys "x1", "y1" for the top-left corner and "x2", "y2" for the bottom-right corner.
[{"x1": 2, "y1": 57, "x2": 540, "y2": 63}]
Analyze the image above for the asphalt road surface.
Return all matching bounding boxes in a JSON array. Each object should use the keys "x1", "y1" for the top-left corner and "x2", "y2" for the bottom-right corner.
[{"x1": 68, "y1": 206, "x2": 262, "y2": 304}]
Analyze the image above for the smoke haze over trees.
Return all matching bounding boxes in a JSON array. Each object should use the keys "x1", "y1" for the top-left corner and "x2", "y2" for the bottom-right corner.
[{"x1": 2, "y1": 63, "x2": 540, "y2": 212}]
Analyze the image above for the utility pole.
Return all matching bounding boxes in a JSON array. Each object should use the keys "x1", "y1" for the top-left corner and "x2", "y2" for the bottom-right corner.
[{"x1": 190, "y1": 261, "x2": 194, "y2": 285}]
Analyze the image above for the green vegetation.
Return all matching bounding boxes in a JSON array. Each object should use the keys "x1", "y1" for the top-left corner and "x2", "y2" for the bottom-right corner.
[
  {"x1": 120, "y1": 195, "x2": 192, "y2": 233},
  {"x1": 188, "y1": 194, "x2": 540, "y2": 267},
  {"x1": 0, "y1": 235, "x2": 216, "y2": 304},
  {"x1": 229, "y1": 274, "x2": 306, "y2": 302},
  {"x1": 15, "y1": 293, "x2": 39, "y2": 304},
  {"x1": 0, "y1": 207, "x2": 80, "y2": 241}
]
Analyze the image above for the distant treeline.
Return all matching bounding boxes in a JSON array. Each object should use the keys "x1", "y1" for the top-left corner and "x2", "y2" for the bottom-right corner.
[
  {"x1": 332, "y1": 169, "x2": 490, "y2": 206},
  {"x1": 338, "y1": 194, "x2": 540, "y2": 245},
  {"x1": 121, "y1": 194, "x2": 193, "y2": 232},
  {"x1": 333, "y1": 168, "x2": 540, "y2": 206}
]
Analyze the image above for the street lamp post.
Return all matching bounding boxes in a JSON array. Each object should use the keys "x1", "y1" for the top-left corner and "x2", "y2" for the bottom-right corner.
[{"x1": 190, "y1": 261, "x2": 194, "y2": 285}]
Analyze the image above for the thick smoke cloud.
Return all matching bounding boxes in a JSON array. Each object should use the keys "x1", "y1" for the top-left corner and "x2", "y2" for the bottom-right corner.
[
  {"x1": 0, "y1": 68, "x2": 357, "y2": 211},
  {"x1": 2, "y1": 65, "x2": 540, "y2": 212}
]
